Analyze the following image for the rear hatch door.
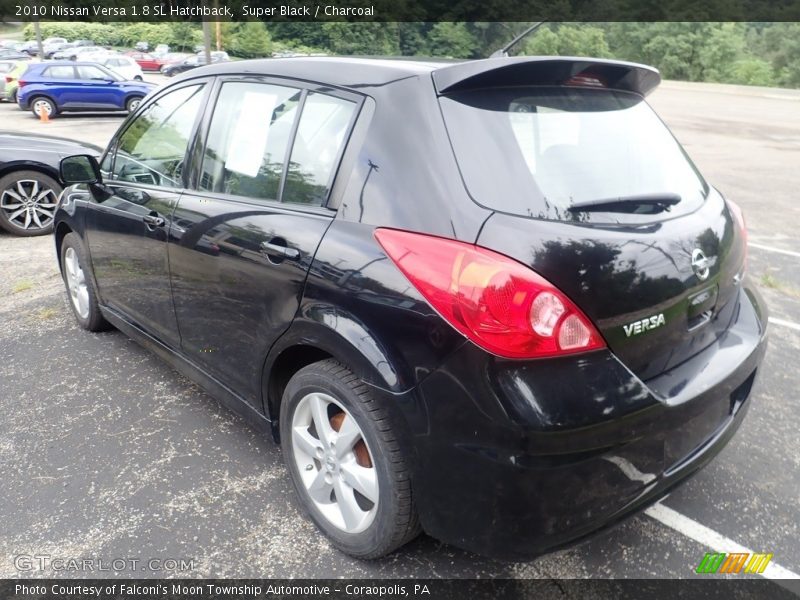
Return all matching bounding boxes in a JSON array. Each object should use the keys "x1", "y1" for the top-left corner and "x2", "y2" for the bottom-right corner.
[{"x1": 436, "y1": 58, "x2": 746, "y2": 381}]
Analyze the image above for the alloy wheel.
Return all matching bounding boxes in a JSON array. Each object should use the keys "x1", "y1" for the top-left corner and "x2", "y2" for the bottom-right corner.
[
  {"x1": 291, "y1": 392, "x2": 379, "y2": 534},
  {"x1": 64, "y1": 246, "x2": 90, "y2": 320},
  {"x1": 0, "y1": 179, "x2": 59, "y2": 232},
  {"x1": 33, "y1": 99, "x2": 52, "y2": 116}
]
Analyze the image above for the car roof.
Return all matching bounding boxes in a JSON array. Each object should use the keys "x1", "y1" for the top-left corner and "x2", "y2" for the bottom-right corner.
[
  {"x1": 180, "y1": 55, "x2": 660, "y2": 96},
  {"x1": 33, "y1": 61, "x2": 110, "y2": 67},
  {"x1": 184, "y1": 56, "x2": 458, "y2": 89}
]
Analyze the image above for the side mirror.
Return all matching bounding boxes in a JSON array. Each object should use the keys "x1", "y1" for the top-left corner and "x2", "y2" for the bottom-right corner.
[{"x1": 60, "y1": 154, "x2": 102, "y2": 185}]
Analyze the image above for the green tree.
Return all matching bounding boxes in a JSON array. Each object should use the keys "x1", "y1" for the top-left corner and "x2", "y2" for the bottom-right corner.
[
  {"x1": 321, "y1": 22, "x2": 400, "y2": 56},
  {"x1": 698, "y1": 23, "x2": 747, "y2": 82},
  {"x1": 728, "y1": 58, "x2": 776, "y2": 86},
  {"x1": 230, "y1": 22, "x2": 271, "y2": 58},
  {"x1": 169, "y1": 23, "x2": 201, "y2": 51},
  {"x1": 521, "y1": 24, "x2": 610, "y2": 58},
  {"x1": 427, "y1": 22, "x2": 475, "y2": 58},
  {"x1": 755, "y1": 23, "x2": 800, "y2": 87}
]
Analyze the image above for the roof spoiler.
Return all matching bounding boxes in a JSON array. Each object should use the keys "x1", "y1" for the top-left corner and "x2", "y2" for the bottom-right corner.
[{"x1": 433, "y1": 57, "x2": 661, "y2": 97}]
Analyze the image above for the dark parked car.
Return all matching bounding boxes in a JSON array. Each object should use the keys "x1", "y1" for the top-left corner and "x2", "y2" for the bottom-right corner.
[
  {"x1": 18, "y1": 41, "x2": 39, "y2": 56},
  {"x1": 161, "y1": 53, "x2": 228, "y2": 77},
  {"x1": 53, "y1": 56, "x2": 767, "y2": 560},
  {"x1": 0, "y1": 132, "x2": 100, "y2": 236},
  {"x1": 17, "y1": 62, "x2": 154, "y2": 117}
]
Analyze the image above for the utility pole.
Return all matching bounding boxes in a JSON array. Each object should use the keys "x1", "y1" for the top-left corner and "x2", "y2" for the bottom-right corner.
[
  {"x1": 33, "y1": 19, "x2": 43, "y2": 59},
  {"x1": 214, "y1": 0, "x2": 222, "y2": 51},
  {"x1": 202, "y1": 20, "x2": 212, "y2": 63}
]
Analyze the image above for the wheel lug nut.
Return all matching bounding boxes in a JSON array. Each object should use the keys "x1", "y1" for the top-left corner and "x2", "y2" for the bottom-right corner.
[{"x1": 305, "y1": 464, "x2": 313, "y2": 471}]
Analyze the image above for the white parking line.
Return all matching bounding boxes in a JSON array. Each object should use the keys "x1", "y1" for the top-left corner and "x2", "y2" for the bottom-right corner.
[
  {"x1": 769, "y1": 317, "x2": 800, "y2": 332},
  {"x1": 748, "y1": 242, "x2": 800, "y2": 259},
  {"x1": 645, "y1": 503, "x2": 800, "y2": 585}
]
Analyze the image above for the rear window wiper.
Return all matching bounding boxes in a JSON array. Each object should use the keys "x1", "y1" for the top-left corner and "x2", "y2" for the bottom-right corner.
[{"x1": 566, "y1": 193, "x2": 681, "y2": 214}]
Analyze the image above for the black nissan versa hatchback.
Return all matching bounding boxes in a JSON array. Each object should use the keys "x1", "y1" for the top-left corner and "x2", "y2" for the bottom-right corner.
[{"x1": 54, "y1": 56, "x2": 767, "y2": 560}]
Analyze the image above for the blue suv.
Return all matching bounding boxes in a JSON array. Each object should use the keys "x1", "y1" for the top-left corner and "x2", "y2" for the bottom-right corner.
[{"x1": 17, "y1": 61, "x2": 154, "y2": 118}]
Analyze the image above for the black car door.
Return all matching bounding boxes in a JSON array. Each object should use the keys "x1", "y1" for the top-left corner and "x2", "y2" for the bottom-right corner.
[
  {"x1": 170, "y1": 77, "x2": 360, "y2": 410},
  {"x1": 84, "y1": 81, "x2": 211, "y2": 348}
]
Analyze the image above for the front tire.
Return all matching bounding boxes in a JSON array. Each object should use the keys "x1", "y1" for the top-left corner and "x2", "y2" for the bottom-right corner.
[
  {"x1": 0, "y1": 170, "x2": 61, "y2": 236},
  {"x1": 125, "y1": 95, "x2": 142, "y2": 113},
  {"x1": 60, "y1": 233, "x2": 109, "y2": 332},
  {"x1": 280, "y1": 359, "x2": 420, "y2": 558}
]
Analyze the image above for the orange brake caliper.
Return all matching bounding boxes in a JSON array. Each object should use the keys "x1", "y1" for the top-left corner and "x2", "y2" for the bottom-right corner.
[{"x1": 330, "y1": 412, "x2": 373, "y2": 468}]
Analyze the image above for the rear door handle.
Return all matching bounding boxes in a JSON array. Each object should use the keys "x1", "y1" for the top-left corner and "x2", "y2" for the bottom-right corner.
[
  {"x1": 260, "y1": 241, "x2": 300, "y2": 260},
  {"x1": 142, "y1": 213, "x2": 165, "y2": 228}
]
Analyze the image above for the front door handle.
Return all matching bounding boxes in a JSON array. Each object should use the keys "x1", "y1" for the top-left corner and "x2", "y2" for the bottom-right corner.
[
  {"x1": 142, "y1": 213, "x2": 165, "y2": 228},
  {"x1": 260, "y1": 240, "x2": 300, "y2": 261}
]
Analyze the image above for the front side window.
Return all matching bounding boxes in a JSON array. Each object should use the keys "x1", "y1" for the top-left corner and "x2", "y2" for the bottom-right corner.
[
  {"x1": 112, "y1": 84, "x2": 205, "y2": 188},
  {"x1": 76, "y1": 65, "x2": 116, "y2": 80},
  {"x1": 199, "y1": 81, "x2": 301, "y2": 200},
  {"x1": 282, "y1": 93, "x2": 356, "y2": 206}
]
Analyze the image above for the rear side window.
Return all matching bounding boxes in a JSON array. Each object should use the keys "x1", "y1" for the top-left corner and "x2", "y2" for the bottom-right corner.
[
  {"x1": 113, "y1": 84, "x2": 205, "y2": 188},
  {"x1": 282, "y1": 93, "x2": 356, "y2": 206},
  {"x1": 199, "y1": 81, "x2": 301, "y2": 200},
  {"x1": 44, "y1": 66, "x2": 74, "y2": 79},
  {"x1": 440, "y1": 87, "x2": 708, "y2": 221}
]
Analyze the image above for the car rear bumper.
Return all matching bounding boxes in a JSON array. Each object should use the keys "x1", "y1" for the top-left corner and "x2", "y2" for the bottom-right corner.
[{"x1": 390, "y1": 282, "x2": 767, "y2": 560}]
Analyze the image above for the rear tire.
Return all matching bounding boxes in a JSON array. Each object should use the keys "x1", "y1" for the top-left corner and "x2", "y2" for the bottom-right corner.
[
  {"x1": 60, "y1": 233, "x2": 110, "y2": 332},
  {"x1": 280, "y1": 359, "x2": 421, "y2": 558},
  {"x1": 30, "y1": 96, "x2": 56, "y2": 118}
]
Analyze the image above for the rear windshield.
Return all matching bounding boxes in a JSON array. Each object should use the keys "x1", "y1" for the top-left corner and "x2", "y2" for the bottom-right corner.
[{"x1": 439, "y1": 87, "x2": 708, "y2": 222}]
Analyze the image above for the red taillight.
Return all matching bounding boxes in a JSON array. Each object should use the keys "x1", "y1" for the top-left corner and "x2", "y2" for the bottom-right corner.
[
  {"x1": 17, "y1": 80, "x2": 27, "y2": 88},
  {"x1": 727, "y1": 199, "x2": 748, "y2": 271},
  {"x1": 374, "y1": 229, "x2": 606, "y2": 359},
  {"x1": 4, "y1": 76, "x2": 12, "y2": 83}
]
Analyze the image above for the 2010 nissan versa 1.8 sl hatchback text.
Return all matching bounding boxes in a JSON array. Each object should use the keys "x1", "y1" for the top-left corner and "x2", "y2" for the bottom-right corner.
[{"x1": 54, "y1": 56, "x2": 767, "y2": 560}]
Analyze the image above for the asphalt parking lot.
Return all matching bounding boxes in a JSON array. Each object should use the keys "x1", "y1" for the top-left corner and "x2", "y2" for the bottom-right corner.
[{"x1": 0, "y1": 78, "x2": 799, "y2": 581}]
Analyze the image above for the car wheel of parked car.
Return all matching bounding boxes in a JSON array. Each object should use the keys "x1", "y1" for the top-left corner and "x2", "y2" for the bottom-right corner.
[
  {"x1": 9, "y1": 89, "x2": 17, "y2": 103},
  {"x1": 59, "y1": 233, "x2": 109, "y2": 331},
  {"x1": 134, "y1": 75, "x2": 143, "y2": 81},
  {"x1": 125, "y1": 96, "x2": 143, "y2": 112},
  {"x1": 0, "y1": 170, "x2": 61, "y2": 236},
  {"x1": 280, "y1": 359, "x2": 420, "y2": 559},
  {"x1": 30, "y1": 97, "x2": 56, "y2": 119}
]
